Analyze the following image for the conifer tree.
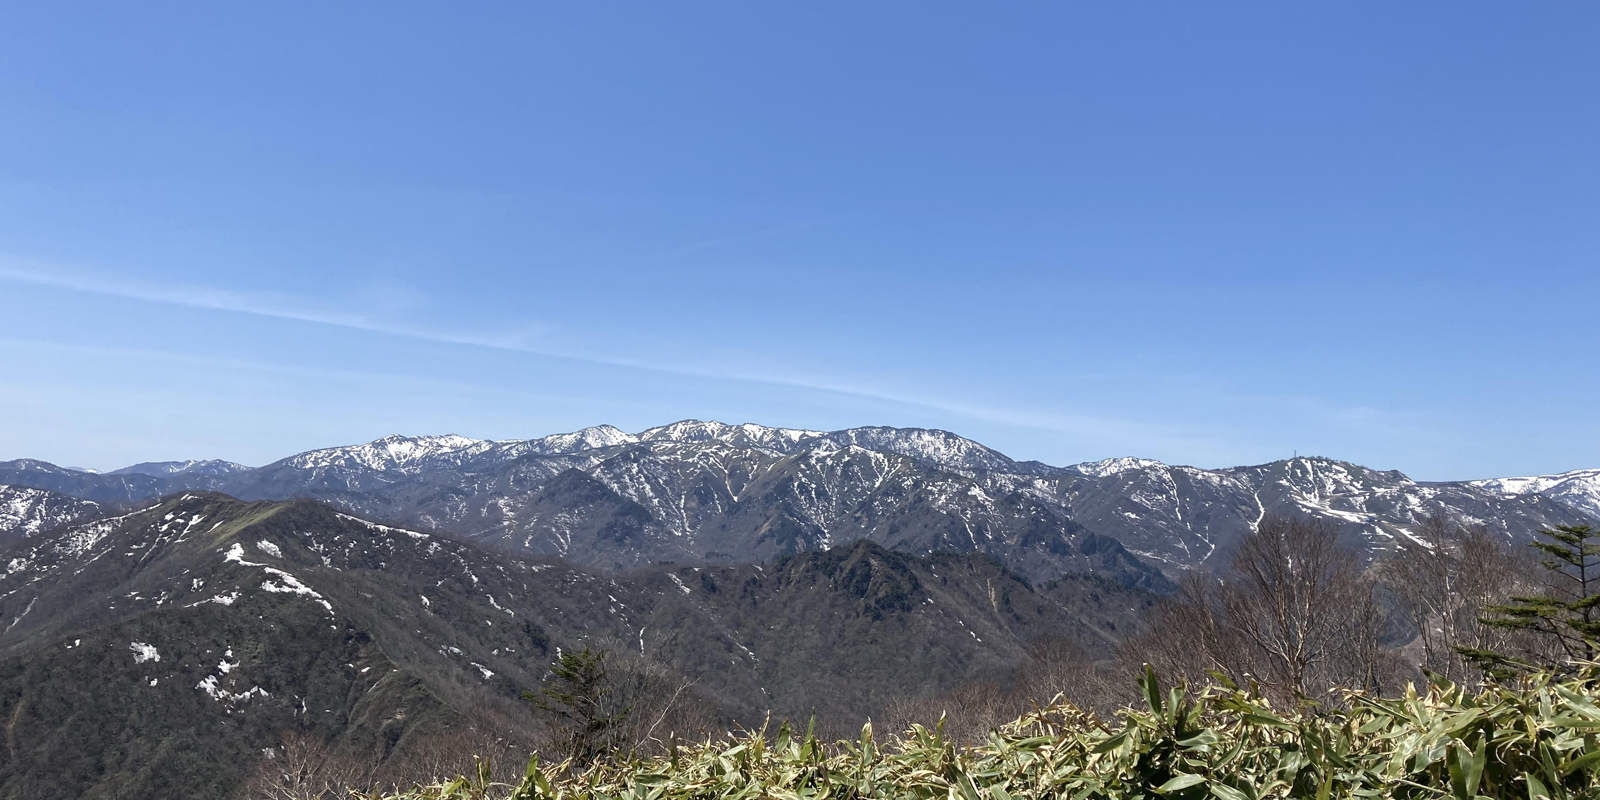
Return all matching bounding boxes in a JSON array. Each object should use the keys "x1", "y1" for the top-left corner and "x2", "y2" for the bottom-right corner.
[
  {"x1": 523, "y1": 647, "x2": 631, "y2": 766},
  {"x1": 1459, "y1": 524, "x2": 1599, "y2": 679}
]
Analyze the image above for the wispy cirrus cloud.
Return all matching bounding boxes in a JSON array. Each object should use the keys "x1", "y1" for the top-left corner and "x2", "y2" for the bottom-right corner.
[
  {"x1": 0, "y1": 258, "x2": 1256, "y2": 465},
  {"x1": 0, "y1": 260, "x2": 1116, "y2": 427},
  {"x1": 0, "y1": 260, "x2": 531, "y2": 351}
]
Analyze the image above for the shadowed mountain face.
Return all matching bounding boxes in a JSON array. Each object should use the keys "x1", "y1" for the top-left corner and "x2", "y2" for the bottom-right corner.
[
  {"x1": 0, "y1": 493, "x2": 1154, "y2": 800},
  {"x1": 1, "y1": 422, "x2": 1595, "y2": 588}
]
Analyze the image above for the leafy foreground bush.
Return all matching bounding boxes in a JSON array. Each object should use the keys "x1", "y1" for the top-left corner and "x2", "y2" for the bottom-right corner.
[{"x1": 363, "y1": 666, "x2": 1600, "y2": 800}]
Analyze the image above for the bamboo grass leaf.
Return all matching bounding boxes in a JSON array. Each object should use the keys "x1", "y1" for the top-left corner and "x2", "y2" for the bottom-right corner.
[{"x1": 1156, "y1": 774, "x2": 1208, "y2": 793}]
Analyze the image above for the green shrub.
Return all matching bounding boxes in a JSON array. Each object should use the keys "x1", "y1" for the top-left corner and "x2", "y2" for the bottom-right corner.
[{"x1": 364, "y1": 664, "x2": 1600, "y2": 800}]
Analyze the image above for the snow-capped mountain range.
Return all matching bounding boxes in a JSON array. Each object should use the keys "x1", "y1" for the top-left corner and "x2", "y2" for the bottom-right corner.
[
  {"x1": 1469, "y1": 469, "x2": 1600, "y2": 521},
  {"x1": 1, "y1": 420, "x2": 1595, "y2": 584}
]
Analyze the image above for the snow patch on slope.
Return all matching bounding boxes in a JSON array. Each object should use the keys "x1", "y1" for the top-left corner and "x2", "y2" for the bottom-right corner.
[{"x1": 0, "y1": 485, "x2": 100, "y2": 537}]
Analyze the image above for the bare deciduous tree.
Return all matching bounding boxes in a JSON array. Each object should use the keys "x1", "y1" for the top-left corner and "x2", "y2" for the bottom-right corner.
[
  {"x1": 1224, "y1": 515, "x2": 1382, "y2": 699},
  {"x1": 1123, "y1": 515, "x2": 1385, "y2": 706},
  {"x1": 1011, "y1": 635, "x2": 1122, "y2": 715},
  {"x1": 880, "y1": 680, "x2": 1016, "y2": 746},
  {"x1": 604, "y1": 651, "x2": 720, "y2": 759},
  {"x1": 238, "y1": 732, "x2": 378, "y2": 800},
  {"x1": 522, "y1": 640, "x2": 721, "y2": 768},
  {"x1": 377, "y1": 699, "x2": 535, "y2": 790},
  {"x1": 1376, "y1": 514, "x2": 1537, "y2": 687},
  {"x1": 882, "y1": 635, "x2": 1124, "y2": 744},
  {"x1": 1125, "y1": 573, "x2": 1240, "y2": 690}
]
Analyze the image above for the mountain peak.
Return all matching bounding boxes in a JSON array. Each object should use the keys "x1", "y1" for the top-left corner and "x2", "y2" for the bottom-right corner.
[
  {"x1": 638, "y1": 420, "x2": 824, "y2": 451},
  {"x1": 1068, "y1": 456, "x2": 1167, "y2": 478},
  {"x1": 528, "y1": 425, "x2": 639, "y2": 453},
  {"x1": 822, "y1": 426, "x2": 1015, "y2": 474}
]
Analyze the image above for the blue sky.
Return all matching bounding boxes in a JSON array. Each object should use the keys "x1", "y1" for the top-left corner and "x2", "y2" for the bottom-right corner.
[{"x1": 1, "y1": 2, "x2": 1596, "y2": 479}]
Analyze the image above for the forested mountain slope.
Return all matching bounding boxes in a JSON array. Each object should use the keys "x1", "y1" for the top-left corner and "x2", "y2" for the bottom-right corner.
[{"x1": 0, "y1": 492, "x2": 1151, "y2": 799}]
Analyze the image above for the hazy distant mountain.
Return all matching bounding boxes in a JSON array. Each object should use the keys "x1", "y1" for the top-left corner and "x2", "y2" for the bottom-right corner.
[
  {"x1": 0, "y1": 492, "x2": 1151, "y2": 799},
  {"x1": 1, "y1": 422, "x2": 1595, "y2": 585},
  {"x1": 0, "y1": 459, "x2": 170, "y2": 505},
  {"x1": 108, "y1": 459, "x2": 252, "y2": 477}
]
